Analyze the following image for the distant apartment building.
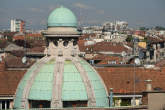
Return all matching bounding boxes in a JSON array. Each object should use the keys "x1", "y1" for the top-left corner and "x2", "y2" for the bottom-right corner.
[
  {"x1": 103, "y1": 21, "x2": 128, "y2": 32},
  {"x1": 10, "y1": 19, "x2": 25, "y2": 32}
]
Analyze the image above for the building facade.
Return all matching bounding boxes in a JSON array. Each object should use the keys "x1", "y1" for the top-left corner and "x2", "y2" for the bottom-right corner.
[{"x1": 11, "y1": 19, "x2": 25, "y2": 32}]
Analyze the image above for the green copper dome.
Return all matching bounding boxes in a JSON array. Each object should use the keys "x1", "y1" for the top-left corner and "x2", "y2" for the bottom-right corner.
[
  {"x1": 48, "y1": 6, "x2": 78, "y2": 27},
  {"x1": 14, "y1": 57, "x2": 108, "y2": 109}
]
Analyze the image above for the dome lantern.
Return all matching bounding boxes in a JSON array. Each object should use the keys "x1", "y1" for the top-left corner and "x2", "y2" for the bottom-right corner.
[{"x1": 47, "y1": 6, "x2": 78, "y2": 27}]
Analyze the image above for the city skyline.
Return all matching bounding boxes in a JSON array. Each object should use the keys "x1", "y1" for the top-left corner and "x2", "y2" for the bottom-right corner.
[{"x1": 0, "y1": 0, "x2": 165, "y2": 30}]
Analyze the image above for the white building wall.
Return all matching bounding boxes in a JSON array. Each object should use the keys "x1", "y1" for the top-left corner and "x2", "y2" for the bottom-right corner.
[
  {"x1": 10, "y1": 19, "x2": 15, "y2": 32},
  {"x1": 10, "y1": 19, "x2": 23, "y2": 32}
]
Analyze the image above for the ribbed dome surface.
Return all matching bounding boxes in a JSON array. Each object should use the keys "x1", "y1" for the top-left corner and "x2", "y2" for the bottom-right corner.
[
  {"x1": 14, "y1": 57, "x2": 108, "y2": 108},
  {"x1": 48, "y1": 6, "x2": 77, "y2": 27}
]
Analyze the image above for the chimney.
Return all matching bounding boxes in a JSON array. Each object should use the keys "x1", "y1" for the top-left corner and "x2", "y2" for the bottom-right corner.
[{"x1": 145, "y1": 79, "x2": 152, "y2": 91}]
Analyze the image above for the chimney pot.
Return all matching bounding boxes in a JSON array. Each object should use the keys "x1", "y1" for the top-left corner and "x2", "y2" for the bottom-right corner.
[{"x1": 145, "y1": 79, "x2": 152, "y2": 92}]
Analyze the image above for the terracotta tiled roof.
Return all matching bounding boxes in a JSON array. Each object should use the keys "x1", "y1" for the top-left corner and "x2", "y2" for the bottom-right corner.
[
  {"x1": 1, "y1": 56, "x2": 165, "y2": 95},
  {"x1": 79, "y1": 34, "x2": 96, "y2": 40},
  {"x1": 78, "y1": 41, "x2": 130, "y2": 53},
  {"x1": 125, "y1": 42, "x2": 133, "y2": 48},
  {"x1": 0, "y1": 60, "x2": 26, "y2": 95},
  {"x1": 10, "y1": 50, "x2": 25, "y2": 57},
  {"x1": 96, "y1": 67, "x2": 165, "y2": 94},
  {"x1": 26, "y1": 33, "x2": 42, "y2": 37},
  {"x1": 78, "y1": 40, "x2": 86, "y2": 52},
  {"x1": 147, "y1": 36, "x2": 164, "y2": 43},
  {"x1": 96, "y1": 42, "x2": 129, "y2": 53},
  {"x1": 0, "y1": 40, "x2": 9, "y2": 49},
  {"x1": 0, "y1": 69, "x2": 26, "y2": 95},
  {"x1": 4, "y1": 55, "x2": 34, "y2": 68},
  {"x1": 98, "y1": 56, "x2": 123, "y2": 64},
  {"x1": 155, "y1": 59, "x2": 165, "y2": 67},
  {"x1": 85, "y1": 54, "x2": 123, "y2": 64},
  {"x1": 27, "y1": 46, "x2": 45, "y2": 53},
  {"x1": 27, "y1": 40, "x2": 46, "y2": 47},
  {"x1": 5, "y1": 43, "x2": 23, "y2": 51},
  {"x1": 13, "y1": 33, "x2": 42, "y2": 41},
  {"x1": 13, "y1": 35, "x2": 25, "y2": 40}
]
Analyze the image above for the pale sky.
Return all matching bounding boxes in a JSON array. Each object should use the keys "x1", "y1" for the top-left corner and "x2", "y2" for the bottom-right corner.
[{"x1": 0, "y1": 0, "x2": 165, "y2": 30}]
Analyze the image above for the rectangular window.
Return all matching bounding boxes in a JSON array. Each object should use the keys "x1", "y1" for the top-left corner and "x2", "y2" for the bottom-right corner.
[
  {"x1": 0, "y1": 100, "x2": 10, "y2": 109},
  {"x1": 121, "y1": 98, "x2": 131, "y2": 106},
  {"x1": 29, "y1": 100, "x2": 50, "y2": 108},
  {"x1": 63, "y1": 101, "x2": 87, "y2": 107}
]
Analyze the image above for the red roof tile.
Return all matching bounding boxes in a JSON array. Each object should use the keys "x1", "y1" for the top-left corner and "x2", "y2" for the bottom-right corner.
[
  {"x1": 0, "y1": 40, "x2": 9, "y2": 49},
  {"x1": 96, "y1": 67, "x2": 165, "y2": 94},
  {"x1": 27, "y1": 46, "x2": 45, "y2": 53},
  {"x1": 85, "y1": 54, "x2": 123, "y2": 64},
  {"x1": 13, "y1": 35, "x2": 25, "y2": 40},
  {"x1": 4, "y1": 55, "x2": 34, "y2": 68},
  {"x1": 0, "y1": 62, "x2": 26, "y2": 95},
  {"x1": 78, "y1": 41, "x2": 130, "y2": 53}
]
